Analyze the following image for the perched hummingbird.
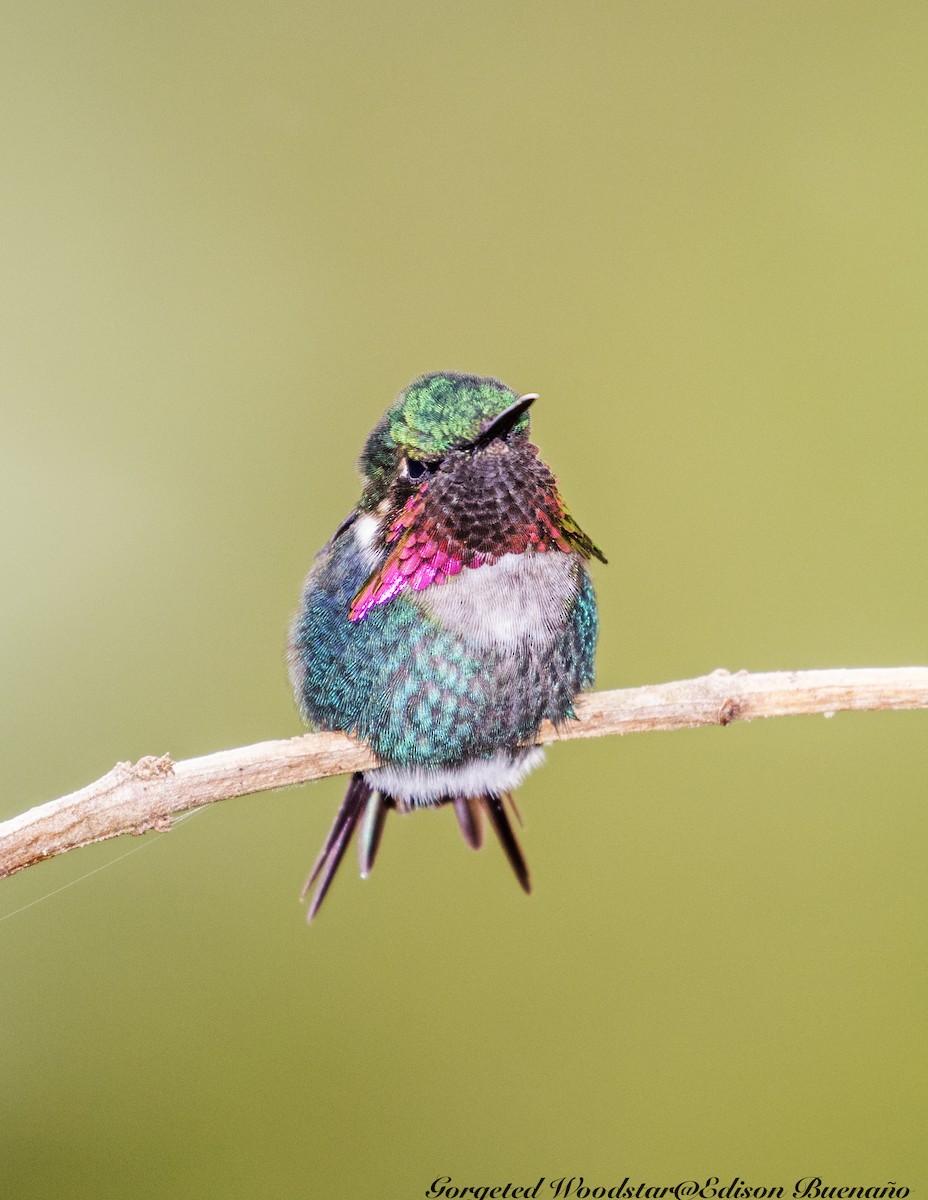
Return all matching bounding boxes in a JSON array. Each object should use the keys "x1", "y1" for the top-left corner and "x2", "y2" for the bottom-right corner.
[{"x1": 288, "y1": 372, "x2": 605, "y2": 919}]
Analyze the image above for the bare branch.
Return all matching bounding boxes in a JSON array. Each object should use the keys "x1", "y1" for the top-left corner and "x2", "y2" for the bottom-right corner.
[{"x1": 2, "y1": 666, "x2": 927, "y2": 881}]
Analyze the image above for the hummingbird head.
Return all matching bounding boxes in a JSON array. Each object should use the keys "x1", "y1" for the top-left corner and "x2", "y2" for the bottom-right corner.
[
  {"x1": 358, "y1": 372, "x2": 535, "y2": 508},
  {"x1": 347, "y1": 373, "x2": 604, "y2": 621}
]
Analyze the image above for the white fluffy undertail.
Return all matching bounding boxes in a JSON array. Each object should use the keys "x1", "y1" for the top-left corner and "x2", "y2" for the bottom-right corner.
[{"x1": 364, "y1": 747, "x2": 546, "y2": 806}]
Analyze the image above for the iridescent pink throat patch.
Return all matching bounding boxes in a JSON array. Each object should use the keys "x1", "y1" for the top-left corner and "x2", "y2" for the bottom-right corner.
[{"x1": 349, "y1": 486, "x2": 571, "y2": 622}]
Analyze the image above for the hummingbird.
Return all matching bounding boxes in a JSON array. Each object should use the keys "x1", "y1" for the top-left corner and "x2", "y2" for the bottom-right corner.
[{"x1": 288, "y1": 371, "x2": 605, "y2": 919}]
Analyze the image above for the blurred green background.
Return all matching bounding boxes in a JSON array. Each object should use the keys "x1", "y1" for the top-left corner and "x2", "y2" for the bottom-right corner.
[{"x1": 2, "y1": 2, "x2": 925, "y2": 1196}]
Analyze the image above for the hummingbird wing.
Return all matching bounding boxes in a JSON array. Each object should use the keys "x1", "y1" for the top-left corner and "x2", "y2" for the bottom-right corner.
[
  {"x1": 319, "y1": 509, "x2": 359, "y2": 555},
  {"x1": 349, "y1": 488, "x2": 467, "y2": 622},
  {"x1": 559, "y1": 504, "x2": 607, "y2": 563}
]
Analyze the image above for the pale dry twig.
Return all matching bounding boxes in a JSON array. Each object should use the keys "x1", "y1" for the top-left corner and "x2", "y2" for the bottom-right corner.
[{"x1": 1, "y1": 666, "x2": 926, "y2": 881}]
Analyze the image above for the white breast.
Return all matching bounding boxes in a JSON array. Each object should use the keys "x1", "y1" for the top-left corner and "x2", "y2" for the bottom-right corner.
[
  {"x1": 355, "y1": 513, "x2": 579, "y2": 648},
  {"x1": 365, "y1": 747, "x2": 546, "y2": 806},
  {"x1": 420, "y1": 551, "x2": 579, "y2": 648}
]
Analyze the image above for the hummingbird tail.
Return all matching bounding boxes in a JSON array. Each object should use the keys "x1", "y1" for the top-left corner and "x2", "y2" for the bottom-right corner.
[
  {"x1": 452, "y1": 795, "x2": 484, "y2": 849},
  {"x1": 358, "y1": 788, "x2": 391, "y2": 879},
  {"x1": 303, "y1": 778, "x2": 531, "y2": 918},
  {"x1": 478, "y1": 792, "x2": 532, "y2": 895},
  {"x1": 302, "y1": 772, "x2": 371, "y2": 921}
]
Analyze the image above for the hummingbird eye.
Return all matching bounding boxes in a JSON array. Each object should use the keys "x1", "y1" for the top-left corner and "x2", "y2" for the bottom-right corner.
[{"x1": 404, "y1": 457, "x2": 431, "y2": 481}]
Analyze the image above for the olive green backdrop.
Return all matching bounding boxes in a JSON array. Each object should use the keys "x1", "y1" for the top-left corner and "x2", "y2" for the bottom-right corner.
[{"x1": 2, "y1": 3, "x2": 925, "y2": 1197}]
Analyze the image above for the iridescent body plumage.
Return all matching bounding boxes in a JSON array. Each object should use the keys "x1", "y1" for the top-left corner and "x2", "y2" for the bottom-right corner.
[{"x1": 288, "y1": 372, "x2": 605, "y2": 919}]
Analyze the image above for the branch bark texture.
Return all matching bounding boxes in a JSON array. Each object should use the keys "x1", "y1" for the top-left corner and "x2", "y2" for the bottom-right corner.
[{"x1": 2, "y1": 666, "x2": 926, "y2": 881}]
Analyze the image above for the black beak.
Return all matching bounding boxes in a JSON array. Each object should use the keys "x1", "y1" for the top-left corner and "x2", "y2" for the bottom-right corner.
[{"x1": 469, "y1": 392, "x2": 539, "y2": 450}]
